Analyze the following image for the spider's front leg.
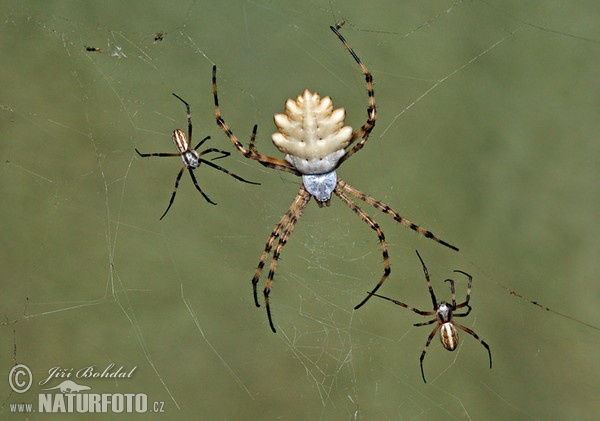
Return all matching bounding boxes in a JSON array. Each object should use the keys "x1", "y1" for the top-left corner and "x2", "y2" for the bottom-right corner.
[
  {"x1": 330, "y1": 23, "x2": 377, "y2": 166},
  {"x1": 211, "y1": 65, "x2": 301, "y2": 176}
]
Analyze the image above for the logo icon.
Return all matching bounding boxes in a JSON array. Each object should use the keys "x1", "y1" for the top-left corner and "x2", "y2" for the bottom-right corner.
[
  {"x1": 42, "y1": 380, "x2": 91, "y2": 393},
  {"x1": 8, "y1": 364, "x2": 32, "y2": 394}
]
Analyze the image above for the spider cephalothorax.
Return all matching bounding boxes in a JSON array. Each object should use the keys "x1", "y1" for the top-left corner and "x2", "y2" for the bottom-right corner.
[{"x1": 213, "y1": 23, "x2": 458, "y2": 332}]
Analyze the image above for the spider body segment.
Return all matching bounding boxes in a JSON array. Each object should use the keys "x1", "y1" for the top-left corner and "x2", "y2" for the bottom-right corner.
[
  {"x1": 371, "y1": 251, "x2": 492, "y2": 383},
  {"x1": 435, "y1": 302, "x2": 459, "y2": 352},
  {"x1": 136, "y1": 93, "x2": 259, "y2": 220},
  {"x1": 213, "y1": 23, "x2": 458, "y2": 333}
]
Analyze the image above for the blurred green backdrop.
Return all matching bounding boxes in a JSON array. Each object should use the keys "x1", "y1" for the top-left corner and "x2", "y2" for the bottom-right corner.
[{"x1": 1, "y1": 0, "x2": 599, "y2": 419}]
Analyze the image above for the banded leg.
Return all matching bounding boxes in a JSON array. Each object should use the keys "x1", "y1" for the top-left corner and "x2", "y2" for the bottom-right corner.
[
  {"x1": 444, "y1": 279, "x2": 459, "y2": 308},
  {"x1": 452, "y1": 270, "x2": 473, "y2": 310},
  {"x1": 453, "y1": 323, "x2": 493, "y2": 369},
  {"x1": 251, "y1": 186, "x2": 311, "y2": 307},
  {"x1": 187, "y1": 167, "x2": 217, "y2": 206},
  {"x1": 198, "y1": 157, "x2": 261, "y2": 185},
  {"x1": 252, "y1": 217, "x2": 288, "y2": 307},
  {"x1": 334, "y1": 187, "x2": 390, "y2": 310},
  {"x1": 212, "y1": 65, "x2": 301, "y2": 176},
  {"x1": 159, "y1": 166, "x2": 190, "y2": 220},
  {"x1": 369, "y1": 292, "x2": 435, "y2": 317},
  {"x1": 330, "y1": 23, "x2": 377, "y2": 166},
  {"x1": 192, "y1": 135, "x2": 211, "y2": 151},
  {"x1": 416, "y1": 250, "x2": 439, "y2": 309},
  {"x1": 338, "y1": 179, "x2": 459, "y2": 251},
  {"x1": 135, "y1": 150, "x2": 180, "y2": 158},
  {"x1": 263, "y1": 187, "x2": 311, "y2": 332},
  {"x1": 172, "y1": 93, "x2": 193, "y2": 142},
  {"x1": 420, "y1": 325, "x2": 441, "y2": 383}
]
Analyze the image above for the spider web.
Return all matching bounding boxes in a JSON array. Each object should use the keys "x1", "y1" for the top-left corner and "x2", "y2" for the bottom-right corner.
[{"x1": 1, "y1": 0, "x2": 599, "y2": 419}]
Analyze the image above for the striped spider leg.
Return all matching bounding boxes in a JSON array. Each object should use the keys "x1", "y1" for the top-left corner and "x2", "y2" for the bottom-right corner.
[
  {"x1": 371, "y1": 251, "x2": 492, "y2": 383},
  {"x1": 136, "y1": 93, "x2": 259, "y2": 220},
  {"x1": 213, "y1": 23, "x2": 458, "y2": 333}
]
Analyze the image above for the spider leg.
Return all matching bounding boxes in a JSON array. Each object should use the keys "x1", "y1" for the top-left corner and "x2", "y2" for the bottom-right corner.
[
  {"x1": 262, "y1": 186, "x2": 311, "y2": 332},
  {"x1": 420, "y1": 325, "x2": 441, "y2": 383},
  {"x1": 135, "y1": 149, "x2": 181, "y2": 158},
  {"x1": 212, "y1": 66, "x2": 301, "y2": 176},
  {"x1": 338, "y1": 179, "x2": 459, "y2": 251},
  {"x1": 444, "y1": 278, "x2": 457, "y2": 308},
  {"x1": 369, "y1": 292, "x2": 433, "y2": 316},
  {"x1": 251, "y1": 185, "x2": 310, "y2": 307},
  {"x1": 194, "y1": 137, "x2": 231, "y2": 160},
  {"x1": 248, "y1": 124, "x2": 258, "y2": 153},
  {"x1": 453, "y1": 270, "x2": 472, "y2": 309},
  {"x1": 415, "y1": 250, "x2": 440, "y2": 309},
  {"x1": 187, "y1": 167, "x2": 217, "y2": 206},
  {"x1": 243, "y1": 125, "x2": 290, "y2": 173},
  {"x1": 414, "y1": 319, "x2": 438, "y2": 327},
  {"x1": 198, "y1": 157, "x2": 260, "y2": 185},
  {"x1": 453, "y1": 322, "x2": 492, "y2": 369},
  {"x1": 330, "y1": 23, "x2": 376, "y2": 166},
  {"x1": 159, "y1": 165, "x2": 186, "y2": 220},
  {"x1": 452, "y1": 304, "x2": 472, "y2": 318},
  {"x1": 192, "y1": 135, "x2": 211, "y2": 151},
  {"x1": 334, "y1": 187, "x2": 390, "y2": 310},
  {"x1": 198, "y1": 148, "x2": 230, "y2": 161},
  {"x1": 252, "y1": 218, "x2": 288, "y2": 307},
  {"x1": 172, "y1": 93, "x2": 193, "y2": 144}
]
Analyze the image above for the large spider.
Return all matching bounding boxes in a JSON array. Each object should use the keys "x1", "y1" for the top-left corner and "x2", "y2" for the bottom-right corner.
[
  {"x1": 135, "y1": 93, "x2": 259, "y2": 220},
  {"x1": 212, "y1": 23, "x2": 458, "y2": 333},
  {"x1": 371, "y1": 250, "x2": 492, "y2": 383}
]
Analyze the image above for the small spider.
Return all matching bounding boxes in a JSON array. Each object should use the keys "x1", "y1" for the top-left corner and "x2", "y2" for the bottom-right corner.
[
  {"x1": 370, "y1": 251, "x2": 492, "y2": 383},
  {"x1": 136, "y1": 93, "x2": 259, "y2": 220},
  {"x1": 212, "y1": 23, "x2": 458, "y2": 333}
]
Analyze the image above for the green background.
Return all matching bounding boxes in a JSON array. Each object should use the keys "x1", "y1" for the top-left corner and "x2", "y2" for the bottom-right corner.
[{"x1": 1, "y1": 0, "x2": 599, "y2": 419}]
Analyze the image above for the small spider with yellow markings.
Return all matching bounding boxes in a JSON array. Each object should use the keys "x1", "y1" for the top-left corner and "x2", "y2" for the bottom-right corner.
[
  {"x1": 370, "y1": 250, "x2": 492, "y2": 383},
  {"x1": 136, "y1": 93, "x2": 259, "y2": 220}
]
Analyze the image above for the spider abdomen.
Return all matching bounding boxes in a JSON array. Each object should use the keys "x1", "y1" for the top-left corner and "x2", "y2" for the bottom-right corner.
[
  {"x1": 439, "y1": 323, "x2": 458, "y2": 351},
  {"x1": 272, "y1": 89, "x2": 353, "y2": 174}
]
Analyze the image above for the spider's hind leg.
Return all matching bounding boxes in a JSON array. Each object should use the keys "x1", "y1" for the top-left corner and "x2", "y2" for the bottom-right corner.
[
  {"x1": 252, "y1": 186, "x2": 311, "y2": 332},
  {"x1": 334, "y1": 184, "x2": 391, "y2": 310}
]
